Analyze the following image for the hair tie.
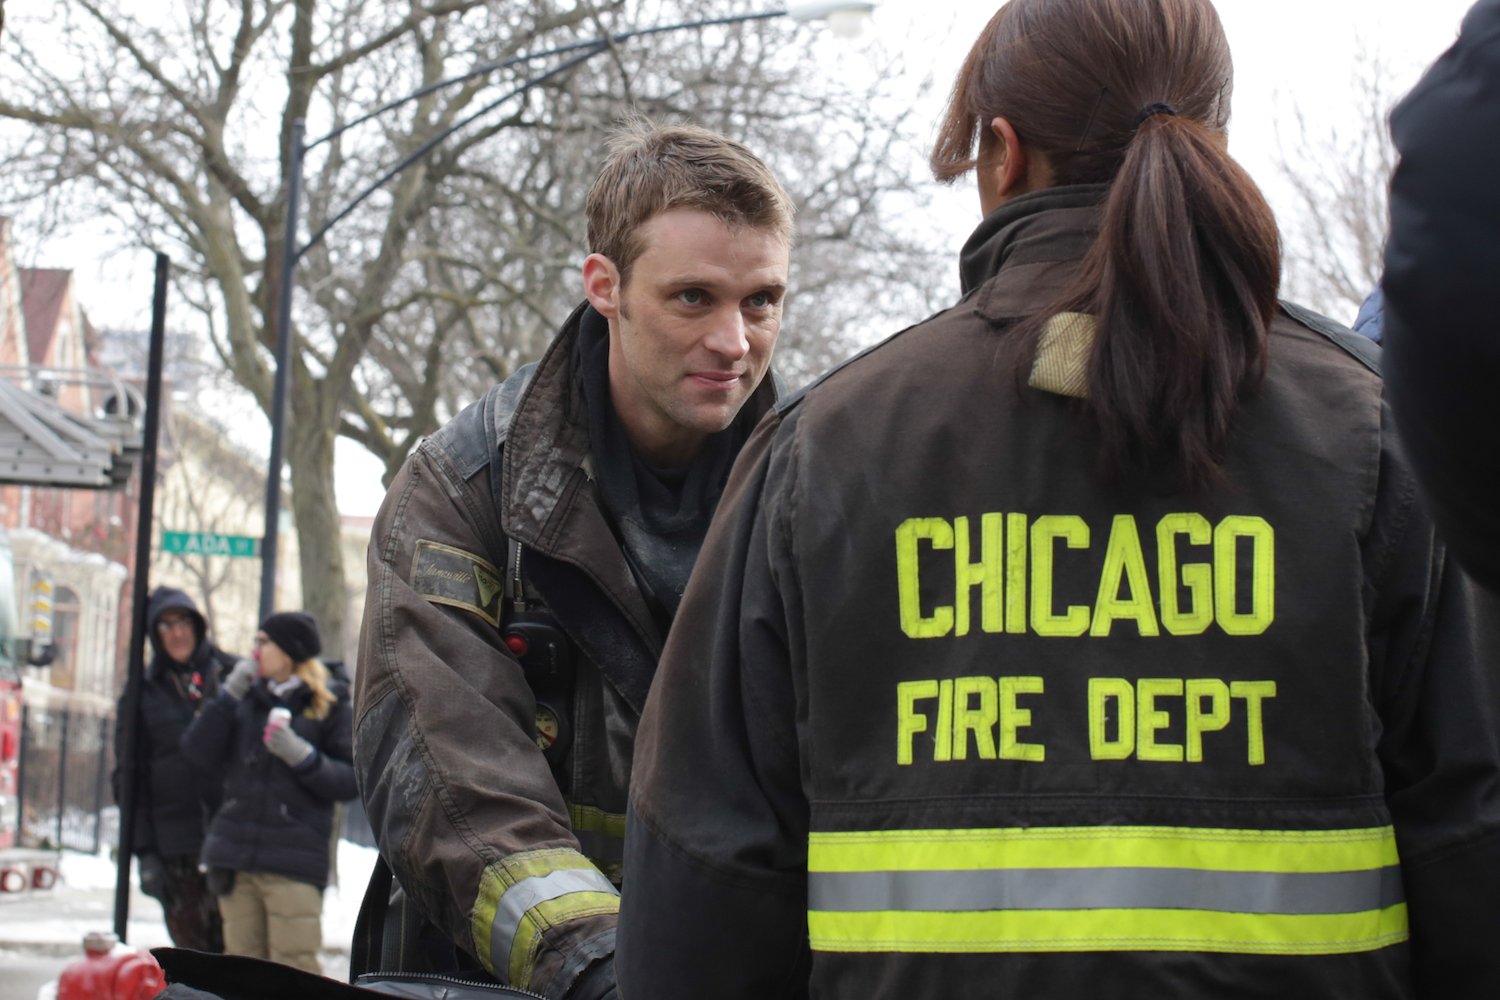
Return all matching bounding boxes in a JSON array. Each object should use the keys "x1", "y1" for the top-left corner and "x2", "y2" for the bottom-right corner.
[{"x1": 1134, "y1": 102, "x2": 1178, "y2": 127}]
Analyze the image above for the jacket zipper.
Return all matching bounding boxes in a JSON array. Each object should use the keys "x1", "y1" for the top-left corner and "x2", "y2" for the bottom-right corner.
[{"x1": 357, "y1": 970, "x2": 549, "y2": 999}]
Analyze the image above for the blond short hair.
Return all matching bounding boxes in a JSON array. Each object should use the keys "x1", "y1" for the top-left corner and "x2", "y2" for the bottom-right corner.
[{"x1": 585, "y1": 117, "x2": 795, "y2": 283}]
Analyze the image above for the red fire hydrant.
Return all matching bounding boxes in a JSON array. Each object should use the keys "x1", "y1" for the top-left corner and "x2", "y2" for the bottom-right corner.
[{"x1": 56, "y1": 931, "x2": 166, "y2": 1000}]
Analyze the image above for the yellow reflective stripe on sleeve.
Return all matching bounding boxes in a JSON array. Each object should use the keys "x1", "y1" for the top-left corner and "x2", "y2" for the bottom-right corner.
[
  {"x1": 470, "y1": 848, "x2": 620, "y2": 987},
  {"x1": 806, "y1": 825, "x2": 1407, "y2": 957},
  {"x1": 808, "y1": 905, "x2": 1410, "y2": 956},
  {"x1": 506, "y1": 889, "x2": 622, "y2": 987}
]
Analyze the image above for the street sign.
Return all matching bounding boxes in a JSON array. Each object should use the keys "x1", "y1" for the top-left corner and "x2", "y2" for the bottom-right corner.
[{"x1": 161, "y1": 531, "x2": 261, "y2": 558}]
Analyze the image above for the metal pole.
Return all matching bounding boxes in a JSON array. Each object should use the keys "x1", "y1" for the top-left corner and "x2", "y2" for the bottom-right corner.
[
  {"x1": 113, "y1": 252, "x2": 170, "y2": 941},
  {"x1": 15, "y1": 703, "x2": 29, "y2": 842},
  {"x1": 55, "y1": 708, "x2": 69, "y2": 849},
  {"x1": 92, "y1": 715, "x2": 108, "y2": 855},
  {"x1": 260, "y1": 120, "x2": 305, "y2": 622}
]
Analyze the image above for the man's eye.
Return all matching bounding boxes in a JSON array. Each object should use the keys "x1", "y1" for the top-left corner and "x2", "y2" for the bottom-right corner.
[
  {"x1": 746, "y1": 292, "x2": 774, "y2": 309},
  {"x1": 678, "y1": 289, "x2": 705, "y2": 306}
]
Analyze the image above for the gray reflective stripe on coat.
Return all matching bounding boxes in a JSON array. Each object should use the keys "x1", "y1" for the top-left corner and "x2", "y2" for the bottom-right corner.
[
  {"x1": 489, "y1": 867, "x2": 620, "y2": 971},
  {"x1": 808, "y1": 864, "x2": 1405, "y2": 915}
]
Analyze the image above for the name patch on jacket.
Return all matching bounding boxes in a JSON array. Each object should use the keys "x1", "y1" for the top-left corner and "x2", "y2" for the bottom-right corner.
[{"x1": 412, "y1": 539, "x2": 504, "y2": 626}]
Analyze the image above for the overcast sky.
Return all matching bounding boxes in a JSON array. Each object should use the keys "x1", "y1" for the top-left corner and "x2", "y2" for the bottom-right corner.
[{"x1": 866, "y1": 0, "x2": 1475, "y2": 248}]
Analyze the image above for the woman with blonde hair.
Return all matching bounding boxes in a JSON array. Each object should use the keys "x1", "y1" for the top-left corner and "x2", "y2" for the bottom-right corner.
[{"x1": 182, "y1": 611, "x2": 356, "y2": 974}]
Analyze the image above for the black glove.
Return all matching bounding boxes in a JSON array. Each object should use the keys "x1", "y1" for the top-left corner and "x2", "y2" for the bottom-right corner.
[
  {"x1": 138, "y1": 852, "x2": 167, "y2": 900},
  {"x1": 565, "y1": 956, "x2": 618, "y2": 1000}
]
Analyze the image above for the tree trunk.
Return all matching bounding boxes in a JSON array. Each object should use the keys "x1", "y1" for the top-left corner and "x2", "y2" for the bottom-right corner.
[{"x1": 286, "y1": 392, "x2": 347, "y2": 663}]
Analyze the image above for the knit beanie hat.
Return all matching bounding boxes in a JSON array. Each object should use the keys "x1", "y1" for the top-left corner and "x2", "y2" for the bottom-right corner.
[{"x1": 259, "y1": 611, "x2": 322, "y2": 663}]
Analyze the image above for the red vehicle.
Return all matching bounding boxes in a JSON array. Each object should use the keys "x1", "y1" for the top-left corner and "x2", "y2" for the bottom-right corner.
[
  {"x1": 0, "y1": 534, "x2": 23, "y2": 852},
  {"x1": 0, "y1": 533, "x2": 60, "y2": 895},
  {"x1": 0, "y1": 677, "x2": 19, "y2": 852}
]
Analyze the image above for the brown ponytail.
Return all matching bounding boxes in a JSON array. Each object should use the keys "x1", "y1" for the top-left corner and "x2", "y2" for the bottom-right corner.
[{"x1": 932, "y1": 0, "x2": 1281, "y2": 489}]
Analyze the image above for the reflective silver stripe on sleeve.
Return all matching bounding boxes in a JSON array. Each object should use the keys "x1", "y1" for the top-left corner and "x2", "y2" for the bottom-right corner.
[
  {"x1": 489, "y1": 866, "x2": 620, "y2": 972},
  {"x1": 808, "y1": 864, "x2": 1405, "y2": 916}
]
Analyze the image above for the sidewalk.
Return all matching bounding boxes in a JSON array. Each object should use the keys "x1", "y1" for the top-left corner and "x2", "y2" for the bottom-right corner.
[
  {"x1": 0, "y1": 852, "x2": 168, "y2": 958},
  {"x1": 0, "y1": 843, "x2": 376, "y2": 976}
]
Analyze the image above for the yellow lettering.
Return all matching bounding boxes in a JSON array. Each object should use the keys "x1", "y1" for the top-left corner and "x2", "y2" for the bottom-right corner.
[
  {"x1": 999, "y1": 676, "x2": 1046, "y2": 761},
  {"x1": 952, "y1": 676, "x2": 998, "y2": 760},
  {"x1": 896, "y1": 518, "x2": 955, "y2": 639},
  {"x1": 1136, "y1": 678, "x2": 1185, "y2": 762},
  {"x1": 1089, "y1": 678, "x2": 1135, "y2": 760},
  {"x1": 896, "y1": 680, "x2": 937, "y2": 766},
  {"x1": 934, "y1": 678, "x2": 954, "y2": 761},
  {"x1": 954, "y1": 515, "x2": 1004, "y2": 637},
  {"x1": 1030, "y1": 515, "x2": 1090, "y2": 637},
  {"x1": 1091, "y1": 515, "x2": 1161, "y2": 637},
  {"x1": 1184, "y1": 678, "x2": 1231, "y2": 762},
  {"x1": 1214, "y1": 516, "x2": 1275, "y2": 636},
  {"x1": 1158, "y1": 513, "x2": 1214, "y2": 636},
  {"x1": 1231, "y1": 680, "x2": 1276, "y2": 765},
  {"x1": 1005, "y1": 513, "x2": 1028, "y2": 634}
]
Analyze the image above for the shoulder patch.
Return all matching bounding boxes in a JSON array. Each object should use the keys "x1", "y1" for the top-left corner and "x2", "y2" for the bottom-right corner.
[{"x1": 412, "y1": 539, "x2": 504, "y2": 627}]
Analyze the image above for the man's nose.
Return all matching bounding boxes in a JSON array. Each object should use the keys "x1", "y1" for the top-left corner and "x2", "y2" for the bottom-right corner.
[{"x1": 702, "y1": 307, "x2": 750, "y2": 360}]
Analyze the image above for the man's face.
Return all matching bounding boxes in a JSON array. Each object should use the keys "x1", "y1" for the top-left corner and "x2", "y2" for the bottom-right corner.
[
  {"x1": 155, "y1": 610, "x2": 197, "y2": 665},
  {"x1": 584, "y1": 207, "x2": 790, "y2": 466}
]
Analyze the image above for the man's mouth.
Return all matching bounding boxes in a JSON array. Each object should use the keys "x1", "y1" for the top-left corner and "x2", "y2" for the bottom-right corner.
[{"x1": 689, "y1": 371, "x2": 743, "y2": 387}]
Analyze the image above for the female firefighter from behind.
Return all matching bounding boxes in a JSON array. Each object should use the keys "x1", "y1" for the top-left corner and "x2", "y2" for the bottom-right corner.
[
  {"x1": 618, "y1": 0, "x2": 1500, "y2": 997},
  {"x1": 182, "y1": 612, "x2": 357, "y2": 975}
]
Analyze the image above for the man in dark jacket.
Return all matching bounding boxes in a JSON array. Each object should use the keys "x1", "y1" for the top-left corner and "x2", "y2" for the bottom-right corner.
[
  {"x1": 355, "y1": 118, "x2": 793, "y2": 999},
  {"x1": 1382, "y1": 0, "x2": 1500, "y2": 591},
  {"x1": 114, "y1": 586, "x2": 236, "y2": 952}
]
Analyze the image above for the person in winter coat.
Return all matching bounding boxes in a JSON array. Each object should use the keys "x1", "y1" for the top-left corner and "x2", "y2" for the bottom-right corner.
[
  {"x1": 181, "y1": 611, "x2": 357, "y2": 974},
  {"x1": 618, "y1": 1, "x2": 1500, "y2": 998},
  {"x1": 1382, "y1": 0, "x2": 1500, "y2": 591},
  {"x1": 354, "y1": 119, "x2": 792, "y2": 999},
  {"x1": 113, "y1": 586, "x2": 235, "y2": 952}
]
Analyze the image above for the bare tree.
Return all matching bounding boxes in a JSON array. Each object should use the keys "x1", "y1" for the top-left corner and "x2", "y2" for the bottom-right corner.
[
  {"x1": 155, "y1": 407, "x2": 270, "y2": 641},
  {"x1": 1275, "y1": 44, "x2": 1398, "y2": 321},
  {"x1": 0, "y1": 0, "x2": 945, "y2": 658}
]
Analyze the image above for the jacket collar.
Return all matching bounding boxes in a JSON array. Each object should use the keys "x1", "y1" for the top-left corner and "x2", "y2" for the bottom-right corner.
[{"x1": 958, "y1": 184, "x2": 1108, "y2": 321}]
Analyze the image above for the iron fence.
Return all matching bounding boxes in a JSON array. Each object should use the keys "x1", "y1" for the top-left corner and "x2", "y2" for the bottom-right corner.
[{"x1": 17, "y1": 702, "x2": 114, "y2": 854}]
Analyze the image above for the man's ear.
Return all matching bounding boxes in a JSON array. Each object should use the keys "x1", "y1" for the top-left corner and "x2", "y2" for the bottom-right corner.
[{"x1": 583, "y1": 253, "x2": 622, "y2": 319}]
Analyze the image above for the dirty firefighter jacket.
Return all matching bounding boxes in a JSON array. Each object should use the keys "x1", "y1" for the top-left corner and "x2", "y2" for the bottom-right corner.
[
  {"x1": 355, "y1": 303, "x2": 776, "y2": 996},
  {"x1": 619, "y1": 187, "x2": 1500, "y2": 999}
]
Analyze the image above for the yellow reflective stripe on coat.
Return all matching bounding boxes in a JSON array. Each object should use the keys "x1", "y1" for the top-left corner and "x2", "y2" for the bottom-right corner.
[
  {"x1": 471, "y1": 848, "x2": 620, "y2": 987},
  {"x1": 807, "y1": 826, "x2": 1407, "y2": 956},
  {"x1": 569, "y1": 803, "x2": 626, "y2": 882}
]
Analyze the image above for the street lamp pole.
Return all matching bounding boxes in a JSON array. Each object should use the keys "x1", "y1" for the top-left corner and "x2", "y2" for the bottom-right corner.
[
  {"x1": 256, "y1": 3, "x2": 875, "y2": 619},
  {"x1": 259, "y1": 120, "x2": 303, "y2": 622}
]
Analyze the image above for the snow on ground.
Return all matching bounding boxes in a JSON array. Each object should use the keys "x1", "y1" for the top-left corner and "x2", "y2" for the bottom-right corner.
[
  {"x1": 58, "y1": 848, "x2": 122, "y2": 891},
  {"x1": 1, "y1": 840, "x2": 379, "y2": 957},
  {"x1": 324, "y1": 840, "x2": 380, "y2": 952}
]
